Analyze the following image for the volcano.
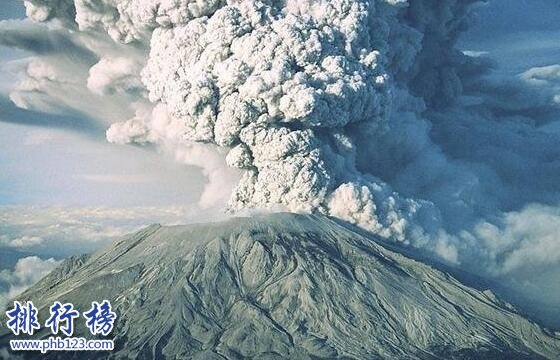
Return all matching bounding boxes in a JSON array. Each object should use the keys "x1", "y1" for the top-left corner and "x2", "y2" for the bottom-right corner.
[{"x1": 2, "y1": 213, "x2": 559, "y2": 359}]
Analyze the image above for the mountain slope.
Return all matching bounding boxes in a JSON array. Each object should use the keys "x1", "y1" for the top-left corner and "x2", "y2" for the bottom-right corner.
[{"x1": 2, "y1": 213, "x2": 559, "y2": 359}]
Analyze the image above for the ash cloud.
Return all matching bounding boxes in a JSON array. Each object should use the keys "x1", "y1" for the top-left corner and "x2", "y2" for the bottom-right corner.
[
  {"x1": 108, "y1": 0, "x2": 440, "y2": 242},
  {"x1": 3, "y1": 0, "x2": 560, "y2": 325}
]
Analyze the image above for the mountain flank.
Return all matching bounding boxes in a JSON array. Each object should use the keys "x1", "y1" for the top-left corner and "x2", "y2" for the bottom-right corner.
[{"x1": 2, "y1": 213, "x2": 559, "y2": 359}]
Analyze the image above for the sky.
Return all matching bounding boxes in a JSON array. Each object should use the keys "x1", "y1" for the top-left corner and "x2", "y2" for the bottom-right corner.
[
  {"x1": 0, "y1": 0, "x2": 560, "y2": 328},
  {"x1": 461, "y1": 0, "x2": 560, "y2": 75},
  {"x1": 0, "y1": 1, "x2": 203, "y2": 208}
]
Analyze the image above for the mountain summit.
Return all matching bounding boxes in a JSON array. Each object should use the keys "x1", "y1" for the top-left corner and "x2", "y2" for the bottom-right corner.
[{"x1": 2, "y1": 213, "x2": 559, "y2": 359}]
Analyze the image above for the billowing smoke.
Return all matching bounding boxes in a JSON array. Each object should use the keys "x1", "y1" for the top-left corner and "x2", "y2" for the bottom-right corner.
[
  {"x1": 131, "y1": 0, "x2": 471, "y2": 246},
  {"x1": 22, "y1": 0, "x2": 471, "y2": 243},
  {"x1": 5, "y1": 0, "x2": 560, "y2": 325}
]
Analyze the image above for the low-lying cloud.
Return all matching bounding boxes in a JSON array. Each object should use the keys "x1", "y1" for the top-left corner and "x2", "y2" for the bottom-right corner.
[
  {"x1": 0, "y1": 204, "x2": 232, "y2": 309},
  {"x1": 0, "y1": 205, "x2": 221, "y2": 257},
  {"x1": 0, "y1": 256, "x2": 59, "y2": 310}
]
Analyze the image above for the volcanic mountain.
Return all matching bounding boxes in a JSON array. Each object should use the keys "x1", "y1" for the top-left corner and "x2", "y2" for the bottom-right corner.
[{"x1": 2, "y1": 213, "x2": 559, "y2": 359}]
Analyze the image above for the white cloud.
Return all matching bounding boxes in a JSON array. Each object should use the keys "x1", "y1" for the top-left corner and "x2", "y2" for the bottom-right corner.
[
  {"x1": 0, "y1": 19, "x2": 143, "y2": 126},
  {"x1": 472, "y1": 204, "x2": 560, "y2": 275},
  {"x1": 87, "y1": 56, "x2": 144, "y2": 96},
  {"x1": 0, "y1": 204, "x2": 234, "y2": 309},
  {"x1": 522, "y1": 64, "x2": 560, "y2": 105},
  {"x1": 427, "y1": 204, "x2": 560, "y2": 323},
  {"x1": 0, "y1": 235, "x2": 44, "y2": 248},
  {"x1": 522, "y1": 64, "x2": 560, "y2": 86},
  {"x1": 0, "y1": 205, "x2": 229, "y2": 258},
  {"x1": 0, "y1": 256, "x2": 59, "y2": 310}
]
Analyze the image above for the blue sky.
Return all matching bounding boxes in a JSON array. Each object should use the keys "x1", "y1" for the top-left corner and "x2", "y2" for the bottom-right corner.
[
  {"x1": 0, "y1": 1, "x2": 206, "y2": 207},
  {"x1": 461, "y1": 0, "x2": 560, "y2": 74},
  {"x1": 0, "y1": 123, "x2": 204, "y2": 206},
  {"x1": 0, "y1": 1, "x2": 24, "y2": 20}
]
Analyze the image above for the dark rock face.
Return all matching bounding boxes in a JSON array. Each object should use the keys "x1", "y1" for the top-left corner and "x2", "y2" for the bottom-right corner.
[{"x1": 2, "y1": 213, "x2": 559, "y2": 359}]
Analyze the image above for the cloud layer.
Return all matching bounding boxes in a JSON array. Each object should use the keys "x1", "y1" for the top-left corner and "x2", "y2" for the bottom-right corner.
[
  {"x1": 0, "y1": 256, "x2": 59, "y2": 310},
  {"x1": 0, "y1": 204, "x2": 232, "y2": 309},
  {"x1": 0, "y1": 205, "x2": 223, "y2": 256}
]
